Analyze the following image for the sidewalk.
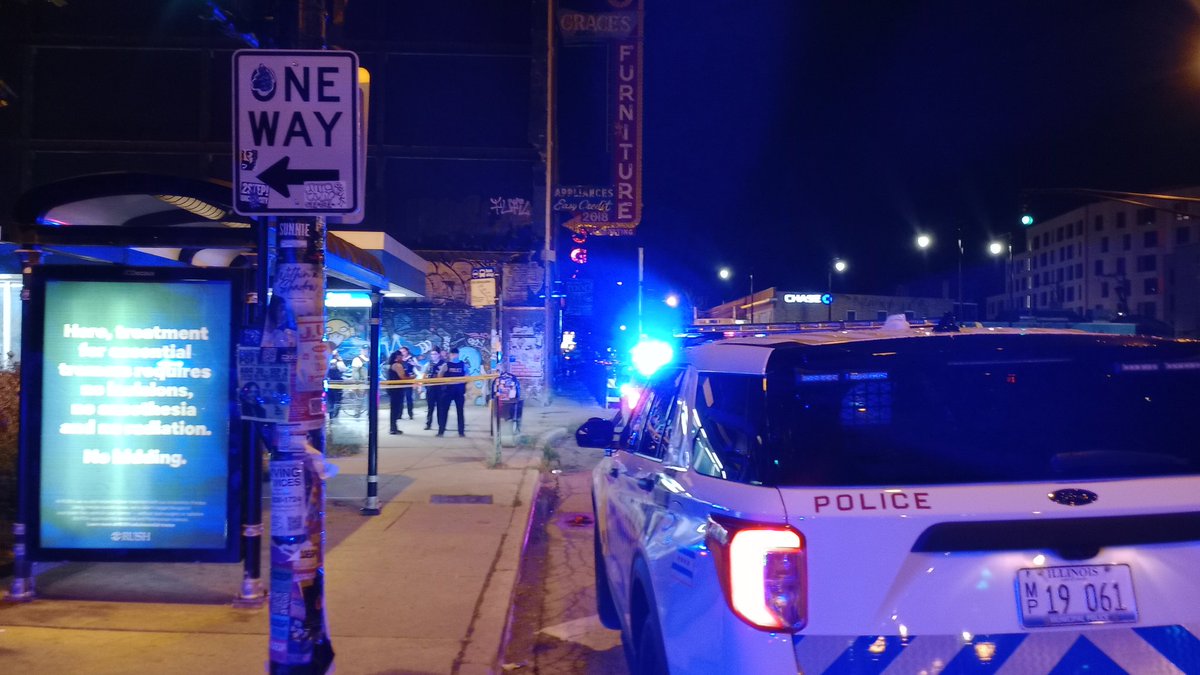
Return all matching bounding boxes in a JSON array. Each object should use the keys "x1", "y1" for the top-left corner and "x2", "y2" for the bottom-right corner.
[{"x1": 0, "y1": 397, "x2": 608, "y2": 674}]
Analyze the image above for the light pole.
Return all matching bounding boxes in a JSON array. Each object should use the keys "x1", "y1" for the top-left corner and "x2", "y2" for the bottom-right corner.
[
  {"x1": 717, "y1": 267, "x2": 733, "y2": 319},
  {"x1": 717, "y1": 267, "x2": 754, "y2": 321},
  {"x1": 749, "y1": 272, "x2": 755, "y2": 323},
  {"x1": 988, "y1": 236, "x2": 1014, "y2": 320},
  {"x1": 827, "y1": 258, "x2": 847, "y2": 321},
  {"x1": 915, "y1": 231, "x2": 962, "y2": 319}
]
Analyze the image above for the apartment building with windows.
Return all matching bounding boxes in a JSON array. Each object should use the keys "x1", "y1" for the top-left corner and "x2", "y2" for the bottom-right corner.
[{"x1": 1011, "y1": 188, "x2": 1200, "y2": 334}]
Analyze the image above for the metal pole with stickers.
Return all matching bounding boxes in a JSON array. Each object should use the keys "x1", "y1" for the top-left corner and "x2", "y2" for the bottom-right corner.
[{"x1": 264, "y1": 218, "x2": 335, "y2": 674}]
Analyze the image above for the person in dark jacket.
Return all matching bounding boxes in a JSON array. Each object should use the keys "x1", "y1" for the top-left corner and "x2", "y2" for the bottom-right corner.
[
  {"x1": 423, "y1": 347, "x2": 443, "y2": 430},
  {"x1": 386, "y1": 350, "x2": 405, "y2": 435},
  {"x1": 396, "y1": 346, "x2": 418, "y2": 420},
  {"x1": 436, "y1": 347, "x2": 467, "y2": 437}
]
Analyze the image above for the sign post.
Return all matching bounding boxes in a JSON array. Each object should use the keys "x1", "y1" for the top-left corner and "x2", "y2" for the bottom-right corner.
[{"x1": 235, "y1": 46, "x2": 360, "y2": 674}]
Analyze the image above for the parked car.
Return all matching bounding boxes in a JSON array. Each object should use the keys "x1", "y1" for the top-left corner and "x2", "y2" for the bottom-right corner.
[{"x1": 580, "y1": 322, "x2": 1200, "y2": 674}]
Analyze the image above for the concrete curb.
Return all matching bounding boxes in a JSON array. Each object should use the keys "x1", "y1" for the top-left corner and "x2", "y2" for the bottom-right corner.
[
  {"x1": 537, "y1": 427, "x2": 568, "y2": 460},
  {"x1": 453, "y1": 462, "x2": 539, "y2": 675},
  {"x1": 485, "y1": 426, "x2": 568, "y2": 672}
]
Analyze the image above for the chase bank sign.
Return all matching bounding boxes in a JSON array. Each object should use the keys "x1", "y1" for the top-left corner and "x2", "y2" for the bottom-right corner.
[{"x1": 783, "y1": 292, "x2": 832, "y2": 305}]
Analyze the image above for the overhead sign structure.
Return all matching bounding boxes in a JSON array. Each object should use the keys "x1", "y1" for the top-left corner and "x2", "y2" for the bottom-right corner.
[{"x1": 233, "y1": 50, "x2": 360, "y2": 217}]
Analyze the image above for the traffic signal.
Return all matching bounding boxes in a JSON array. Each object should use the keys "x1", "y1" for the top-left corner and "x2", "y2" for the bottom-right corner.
[{"x1": 1021, "y1": 213, "x2": 1034, "y2": 227}]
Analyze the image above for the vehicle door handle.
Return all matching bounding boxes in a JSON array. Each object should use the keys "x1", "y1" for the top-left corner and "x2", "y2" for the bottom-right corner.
[{"x1": 636, "y1": 476, "x2": 656, "y2": 492}]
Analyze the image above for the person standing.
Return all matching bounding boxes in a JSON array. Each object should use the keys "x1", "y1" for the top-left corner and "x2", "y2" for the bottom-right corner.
[
  {"x1": 350, "y1": 345, "x2": 370, "y2": 381},
  {"x1": 423, "y1": 347, "x2": 443, "y2": 431},
  {"x1": 326, "y1": 350, "x2": 347, "y2": 418},
  {"x1": 396, "y1": 346, "x2": 418, "y2": 420},
  {"x1": 385, "y1": 350, "x2": 405, "y2": 435},
  {"x1": 437, "y1": 347, "x2": 467, "y2": 437}
]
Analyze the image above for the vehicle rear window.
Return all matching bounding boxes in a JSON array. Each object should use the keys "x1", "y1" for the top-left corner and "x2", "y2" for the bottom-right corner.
[{"x1": 693, "y1": 334, "x2": 1200, "y2": 487}]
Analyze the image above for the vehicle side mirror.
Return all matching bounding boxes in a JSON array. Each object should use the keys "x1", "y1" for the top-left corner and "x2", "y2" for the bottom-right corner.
[{"x1": 575, "y1": 417, "x2": 615, "y2": 448}]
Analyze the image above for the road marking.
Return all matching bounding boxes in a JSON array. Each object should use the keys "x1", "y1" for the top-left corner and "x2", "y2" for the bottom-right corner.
[{"x1": 539, "y1": 615, "x2": 622, "y2": 652}]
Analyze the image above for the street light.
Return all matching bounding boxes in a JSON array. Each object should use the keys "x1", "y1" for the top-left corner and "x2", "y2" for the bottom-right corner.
[
  {"x1": 827, "y1": 258, "x2": 847, "y2": 321},
  {"x1": 717, "y1": 268, "x2": 755, "y2": 322},
  {"x1": 664, "y1": 293, "x2": 679, "y2": 308},
  {"x1": 916, "y1": 229, "x2": 964, "y2": 319},
  {"x1": 988, "y1": 235, "x2": 1014, "y2": 319}
]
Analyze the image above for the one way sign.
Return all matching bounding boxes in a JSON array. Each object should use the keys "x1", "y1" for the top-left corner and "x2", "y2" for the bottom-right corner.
[{"x1": 233, "y1": 50, "x2": 360, "y2": 216}]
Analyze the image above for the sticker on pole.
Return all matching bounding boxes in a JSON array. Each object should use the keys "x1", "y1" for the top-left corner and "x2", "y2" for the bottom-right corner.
[
  {"x1": 233, "y1": 50, "x2": 360, "y2": 216},
  {"x1": 270, "y1": 460, "x2": 307, "y2": 537}
]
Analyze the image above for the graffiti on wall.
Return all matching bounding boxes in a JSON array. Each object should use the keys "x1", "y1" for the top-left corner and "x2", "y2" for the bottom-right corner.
[
  {"x1": 379, "y1": 306, "x2": 496, "y2": 406},
  {"x1": 425, "y1": 259, "x2": 546, "y2": 307}
]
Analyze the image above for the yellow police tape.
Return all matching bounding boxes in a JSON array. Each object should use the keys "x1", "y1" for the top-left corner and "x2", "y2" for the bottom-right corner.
[{"x1": 327, "y1": 373, "x2": 499, "y2": 390}]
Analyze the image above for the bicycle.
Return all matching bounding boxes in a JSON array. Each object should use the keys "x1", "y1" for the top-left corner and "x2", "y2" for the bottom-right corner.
[{"x1": 334, "y1": 380, "x2": 368, "y2": 418}]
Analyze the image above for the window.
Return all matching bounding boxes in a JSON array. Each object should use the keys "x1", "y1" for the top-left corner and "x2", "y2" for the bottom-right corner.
[
  {"x1": 1041, "y1": 292, "x2": 1047, "y2": 305},
  {"x1": 1057, "y1": 227, "x2": 1064, "y2": 242},
  {"x1": 1066, "y1": 266, "x2": 1074, "y2": 281},
  {"x1": 1040, "y1": 252, "x2": 1048, "y2": 266},
  {"x1": 1095, "y1": 260, "x2": 1104, "y2": 275},
  {"x1": 624, "y1": 367, "x2": 685, "y2": 459},
  {"x1": 1066, "y1": 286, "x2": 1075, "y2": 302},
  {"x1": 876, "y1": 311, "x2": 888, "y2": 321},
  {"x1": 1033, "y1": 275, "x2": 1041, "y2": 288},
  {"x1": 1043, "y1": 233, "x2": 1050, "y2": 247},
  {"x1": 1067, "y1": 246, "x2": 1074, "y2": 260},
  {"x1": 1075, "y1": 263, "x2": 1083, "y2": 277},
  {"x1": 1144, "y1": 278, "x2": 1159, "y2": 295},
  {"x1": 1137, "y1": 208, "x2": 1156, "y2": 226},
  {"x1": 1032, "y1": 237, "x2": 1041, "y2": 251},
  {"x1": 1116, "y1": 257, "x2": 1127, "y2": 275},
  {"x1": 1177, "y1": 227, "x2": 1192, "y2": 245},
  {"x1": 1057, "y1": 268, "x2": 1064, "y2": 283},
  {"x1": 845, "y1": 310, "x2": 857, "y2": 321},
  {"x1": 1137, "y1": 255, "x2": 1157, "y2": 273},
  {"x1": 1066, "y1": 224, "x2": 1074, "y2": 240},
  {"x1": 692, "y1": 373, "x2": 766, "y2": 482},
  {"x1": 1101, "y1": 236, "x2": 1110, "y2": 253},
  {"x1": 1144, "y1": 231, "x2": 1159, "y2": 248},
  {"x1": 1075, "y1": 221, "x2": 1084, "y2": 236},
  {"x1": 1122, "y1": 234, "x2": 1132, "y2": 251},
  {"x1": 1116, "y1": 211, "x2": 1127, "y2": 228},
  {"x1": 1101, "y1": 282, "x2": 1109, "y2": 298},
  {"x1": 1094, "y1": 215, "x2": 1104, "y2": 231}
]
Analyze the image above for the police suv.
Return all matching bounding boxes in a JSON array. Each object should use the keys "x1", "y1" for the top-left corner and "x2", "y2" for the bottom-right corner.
[{"x1": 578, "y1": 321, "x2": 1200, "y2": 674}]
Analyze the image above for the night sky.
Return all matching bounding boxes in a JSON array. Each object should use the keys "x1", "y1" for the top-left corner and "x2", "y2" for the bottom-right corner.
[{"x1": 640, "y1": 1, "x2": 1200, "y2": 302}]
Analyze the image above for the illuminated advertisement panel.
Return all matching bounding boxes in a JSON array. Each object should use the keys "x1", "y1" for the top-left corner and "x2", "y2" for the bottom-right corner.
[{"x1": 26, "y1": 267, "x2": 240, "y2": 562}]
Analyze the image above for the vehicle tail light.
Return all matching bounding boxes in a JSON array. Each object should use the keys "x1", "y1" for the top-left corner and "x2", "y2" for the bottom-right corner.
[{"x1": 706, "y1": 515, "x2": 807, "y2": 632}]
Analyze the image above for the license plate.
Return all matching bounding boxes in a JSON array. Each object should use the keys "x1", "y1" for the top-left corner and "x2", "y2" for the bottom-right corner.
[{"x1": 1016, "y1": 564, "x2": 1138, "y2": 628}]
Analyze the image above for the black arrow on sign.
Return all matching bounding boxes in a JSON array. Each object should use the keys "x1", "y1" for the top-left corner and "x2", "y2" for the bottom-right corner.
[{"x1": 256, "y1": 156, "x2": 340, "y2": 198}]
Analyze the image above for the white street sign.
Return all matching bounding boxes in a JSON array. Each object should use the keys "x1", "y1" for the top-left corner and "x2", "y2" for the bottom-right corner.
[{"x1": 233, "y1": 50, "x2": 360, "y2": 217}]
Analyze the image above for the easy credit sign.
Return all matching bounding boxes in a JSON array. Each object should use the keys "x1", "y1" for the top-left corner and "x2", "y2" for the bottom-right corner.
[{"x1": 233, "y1": 50, "x2": 360, "y2": 217}]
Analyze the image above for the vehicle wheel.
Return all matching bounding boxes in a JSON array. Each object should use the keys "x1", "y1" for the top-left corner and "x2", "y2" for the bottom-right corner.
[
  {"x1": 593, "y1": 523, "x2": 621, "y2": 629},
  {"x1": 635, "y1": 602, "x2": 669, "y2": 675}
]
